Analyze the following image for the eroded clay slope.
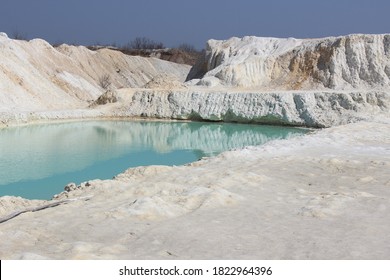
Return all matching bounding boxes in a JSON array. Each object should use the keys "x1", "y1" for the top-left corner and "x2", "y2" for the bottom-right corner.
[
  {"x1": 0, "y1": 32, "x2": 190, "y2": 111},
  {"x1": 113, "y1": 89, "x2": 389, "y2": 128},
  {"x1": 190, "y1": 34, "x2": 390, "y2": 90}
]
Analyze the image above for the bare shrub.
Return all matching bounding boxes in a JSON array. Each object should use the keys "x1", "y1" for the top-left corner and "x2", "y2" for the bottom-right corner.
[
  {"x1": 12, "y1": 31, "x2": 28, "y2": 40},
  {"x1": 98, "y1": 74, "x2": 111, "y2": 90},
  {"x1": 177, "y1": 43, "x2": 198, "y2": 53},
  {"x1": 90, "y1": 89, "x2": 118, "y2": 107},
  {"x1": 125, "y1": 37, "x2": 165, "y2": 50}
]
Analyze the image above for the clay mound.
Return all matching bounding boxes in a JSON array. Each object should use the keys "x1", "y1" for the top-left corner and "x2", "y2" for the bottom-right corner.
[
  {"x1": 0, "y1": 33, "x2": 191, "y2": 112},
  {"x1": 189, "y1": 34, "x2": 390, "y2": 90},
  {"x1": 144, "y1": 74, "x2": 188, "y2": 89},
  {"x1": 112, "y1": 48, "x2": 202, "y2": 66}
]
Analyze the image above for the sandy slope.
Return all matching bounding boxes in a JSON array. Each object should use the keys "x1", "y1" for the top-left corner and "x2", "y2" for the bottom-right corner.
[
  {"x1": 0, "y1": 121, "x2": 389, "y2": 259},
  {"x1": 0, "y1": 32, "x2": 190, "y2": 112}
]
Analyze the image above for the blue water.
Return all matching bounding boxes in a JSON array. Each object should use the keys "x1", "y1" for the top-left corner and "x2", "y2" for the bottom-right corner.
[{"x1": 0, "y1": 120, "x2": 307, "y2": 199}]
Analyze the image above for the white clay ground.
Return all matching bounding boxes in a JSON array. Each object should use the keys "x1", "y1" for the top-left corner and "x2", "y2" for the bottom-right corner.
[{"x1": 0, "y1": 120, "x2": 389, "y2": 259}]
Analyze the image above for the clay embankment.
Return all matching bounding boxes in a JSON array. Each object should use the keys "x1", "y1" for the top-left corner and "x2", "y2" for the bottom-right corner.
[{"x1": 1, "y1": 33, "x2": 390, "y2": 127}]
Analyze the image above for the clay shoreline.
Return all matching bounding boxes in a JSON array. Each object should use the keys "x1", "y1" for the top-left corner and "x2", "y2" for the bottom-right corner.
[{"x1": 0, "y1": 119, "x2": 389, "y2": 259}]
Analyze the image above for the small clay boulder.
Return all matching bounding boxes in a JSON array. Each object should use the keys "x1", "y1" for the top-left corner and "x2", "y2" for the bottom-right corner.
[{"x1": 64, "y1": 182, "x2": 77, "y2": 192}]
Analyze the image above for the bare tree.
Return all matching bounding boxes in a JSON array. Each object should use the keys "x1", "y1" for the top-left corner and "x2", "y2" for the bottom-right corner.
[
  {"x1": 98, "y1": 74, "x2": 111, "y2": 90},
  {"x1": 126, "y1": 37, "x2": 165, "y2": 50}
]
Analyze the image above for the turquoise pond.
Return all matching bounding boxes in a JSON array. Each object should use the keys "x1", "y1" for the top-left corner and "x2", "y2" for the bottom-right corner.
[{"x1": 0, "y1": 120, "x2": 308, "y2": 200}]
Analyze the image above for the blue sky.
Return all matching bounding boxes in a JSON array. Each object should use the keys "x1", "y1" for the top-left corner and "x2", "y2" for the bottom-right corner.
[{"x1": 0, "y1": 0, "x2": 389, "y2": 49}]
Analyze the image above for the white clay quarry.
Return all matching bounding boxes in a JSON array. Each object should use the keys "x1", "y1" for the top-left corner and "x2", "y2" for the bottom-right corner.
[{"x1": 0, "y1": 33, "x2": 389, "y2": 259}]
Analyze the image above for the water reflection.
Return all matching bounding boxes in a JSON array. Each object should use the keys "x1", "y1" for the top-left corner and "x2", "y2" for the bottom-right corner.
[{"x1": 0, "y1": 120, "x2": 306, "y2": 198}]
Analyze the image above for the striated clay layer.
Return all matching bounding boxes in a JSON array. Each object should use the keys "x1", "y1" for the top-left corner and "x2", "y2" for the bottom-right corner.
[{"x1": 118, "y1": 89, "x2": 389, "y2": 128}]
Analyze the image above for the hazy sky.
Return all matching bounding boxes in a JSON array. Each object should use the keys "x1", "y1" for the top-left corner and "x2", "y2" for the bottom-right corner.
[{"x1": 0, "y1": 0, "x2": 389, "y2": 49}]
